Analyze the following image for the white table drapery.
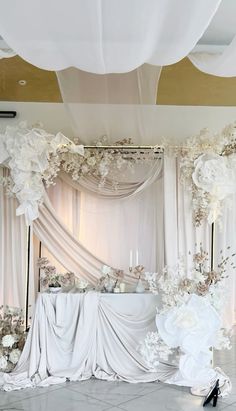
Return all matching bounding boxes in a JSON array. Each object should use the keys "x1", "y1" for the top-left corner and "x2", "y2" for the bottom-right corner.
[{"x1": 0, "y1": 292, "x2": 177, "y2": 391}]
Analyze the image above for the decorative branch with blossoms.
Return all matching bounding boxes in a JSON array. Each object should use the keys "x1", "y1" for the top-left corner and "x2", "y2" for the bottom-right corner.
[{"x1": 0, "y1": 306, "x2": 26, "y2": 372}]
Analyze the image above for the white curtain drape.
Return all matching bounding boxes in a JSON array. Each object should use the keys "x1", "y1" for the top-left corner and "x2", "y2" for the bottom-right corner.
[
  {"x1": 163, "y1": 156, "x2": 211, "y2": 268},
  {"x1": 0, "y1": 0, "x2": 221, "y2": 73},
  {"x1": 34, "y1": 160, "x2": 164, "y2": 283},
  {"x1": 0, "y1": 168, "x2": 35, "y2": 312},
  {"x1": 214, "y1": 196, "x2": 236, "y2": 326}
]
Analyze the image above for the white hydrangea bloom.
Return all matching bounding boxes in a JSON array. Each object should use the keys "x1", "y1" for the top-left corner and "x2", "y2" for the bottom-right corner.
[{"x1": 2, "y1": 334, "x2": 16, "y2": 348}]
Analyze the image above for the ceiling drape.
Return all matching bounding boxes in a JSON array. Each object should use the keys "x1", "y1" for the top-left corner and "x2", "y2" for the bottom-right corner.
[{"x1": 0, "y1": 0, "x2": 221, "y2": 73}]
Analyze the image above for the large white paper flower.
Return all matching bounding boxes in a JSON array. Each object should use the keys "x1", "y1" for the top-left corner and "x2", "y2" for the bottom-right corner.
[
  {"x1": 9, "y1": 348, "x2": 21, "y2": 365},
  {"x1": 0, "y1": 356, "x2": 8, "y2": 370},
  {"x1": 156, "y1": 294, "x2": 221, "y2": 357},
  {"x1": 192, "y1": 153, "x2": 236, "y2": 199},
  {"x1": 2, "y1": 334, "x2": 16, "y2": 348}
]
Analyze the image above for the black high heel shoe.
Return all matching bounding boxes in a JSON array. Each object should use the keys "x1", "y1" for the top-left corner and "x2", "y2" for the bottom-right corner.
[{"x1": 203, "y1": 379, "x2": 220, "y2": 407}]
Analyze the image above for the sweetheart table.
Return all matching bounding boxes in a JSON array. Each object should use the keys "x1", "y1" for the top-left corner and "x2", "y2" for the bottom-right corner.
[{"x1": 0, "y1": 291, "x2": 177, "y2": 390}]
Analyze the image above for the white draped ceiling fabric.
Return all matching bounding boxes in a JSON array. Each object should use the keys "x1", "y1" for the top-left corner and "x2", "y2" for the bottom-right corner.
[
  {"x1": 0, "y1": 0, "x2": 221, "y2": 73},
  {"x1": 3, "y1": 1, "x2": 236, "y2": 78}
]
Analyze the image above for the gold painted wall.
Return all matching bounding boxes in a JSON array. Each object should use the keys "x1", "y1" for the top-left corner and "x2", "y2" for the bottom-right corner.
[{"x1": 1, "y1": 56, "x2": 236, "y2": 105}]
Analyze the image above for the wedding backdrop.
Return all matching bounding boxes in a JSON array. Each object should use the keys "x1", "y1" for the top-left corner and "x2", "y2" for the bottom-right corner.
[{"x1": 1, "y1": 0, "x2": 236, "y2": 405}]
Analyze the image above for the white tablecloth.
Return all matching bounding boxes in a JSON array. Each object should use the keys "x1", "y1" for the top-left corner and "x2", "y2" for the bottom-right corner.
[{"x1": 0, "y1": 292, "x2": 177, "y2": 390}]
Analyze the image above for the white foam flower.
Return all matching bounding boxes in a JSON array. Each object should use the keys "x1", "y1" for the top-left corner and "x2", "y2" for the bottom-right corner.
[
  {"x1": 156, "y1": 294, "x2": 221, "y2": 356},
  {"x1": 0, "y1": 356, "x2": 8, "y2": 370},
  {"x1": 76, "y1": 278, "x2": 89, "y2": 290},
  {"x1": 192, "y1": 153, "x2": 236, "y2": 199},
  {"x1": 9, "y1": 348, "x2": 21, "y2": 365},
  {"x1": 2, "y1": 334, "x2": 16, "y2": 348}
]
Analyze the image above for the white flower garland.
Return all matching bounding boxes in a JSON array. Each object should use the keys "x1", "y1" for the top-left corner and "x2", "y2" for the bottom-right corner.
[{"x1": 1, "y1": 122, "x2": 236, "y2": 226}]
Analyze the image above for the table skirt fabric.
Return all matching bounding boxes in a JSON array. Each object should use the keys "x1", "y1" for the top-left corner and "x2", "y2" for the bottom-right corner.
[{"x1": 0, "y1": 292, "x2": 177, "y2": 390}]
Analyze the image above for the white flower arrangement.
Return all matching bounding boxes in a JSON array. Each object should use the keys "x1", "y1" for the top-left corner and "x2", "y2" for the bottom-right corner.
[
  {"x1": 0, "y1": 123, "x2": 155, "y2": 225},
  {"x1": 97, "y1": 265, "x2": 124, "y2": 292},
  {"x1": 140, "y1": 246, "x2": 235, "y2": 386},
  {"x1": 179, "y1": 125, "x2": 236, "y2": 226},
  {"x1": 37, "y1": 257, "x2": 75, "y2": 289},
  {"x1": 0, "y1": 305, "x2": 26, "y2": 372}
]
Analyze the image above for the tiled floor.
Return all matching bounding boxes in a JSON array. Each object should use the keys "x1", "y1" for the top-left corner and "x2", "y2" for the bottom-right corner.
[{"x1": 0, "y1": 333, "x2": 235, "y2": 411}]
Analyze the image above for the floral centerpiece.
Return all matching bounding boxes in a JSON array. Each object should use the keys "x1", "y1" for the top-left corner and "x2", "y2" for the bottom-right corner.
[
  {"x1": 97, "y1": 265, "x2": 124, "y2": 292},
  {"x1": 0, "y1": 306, "x2": 26, "y2": 372},
  {"x1": 38, "y1": 257, "x2": 75, "y2": 290},
  {"x1": 139, "y1": 246, "x2": 235, "y2": 392}
]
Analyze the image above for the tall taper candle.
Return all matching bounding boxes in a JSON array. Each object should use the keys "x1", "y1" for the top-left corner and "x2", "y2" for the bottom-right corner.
[
  {"x1": 129, "y1": 250, "x2": 133, "y2": 268},
  {"x1": 136, "y1": 250, "x2": 139, "y2": 266}
]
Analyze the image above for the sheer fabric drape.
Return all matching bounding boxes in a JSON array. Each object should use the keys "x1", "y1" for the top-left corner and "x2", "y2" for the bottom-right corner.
[
  {"x1": 0, "y1": 0, "x2": 221, "y2": 73},
  {"x1": 57, "y1": 65, "x2": 161, "y2": 105},
  {"x1": 36, "y1": 161, "x2": 164, "y2": 281}
]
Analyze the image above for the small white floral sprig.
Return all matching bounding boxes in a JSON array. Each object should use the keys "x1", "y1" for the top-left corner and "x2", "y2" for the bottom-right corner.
[
  {"x1": 0, "y1": 305, "x2": 26, "y2": 372},
  {"x1": 48, "y1": 136, "x2": 153, "y2": 191},
  {"x1": 144, "y1": 272, "x2": 158, "y2": 294},
  {"x1": 138, "y1": 331, "x2": 174, "y2": 369}
]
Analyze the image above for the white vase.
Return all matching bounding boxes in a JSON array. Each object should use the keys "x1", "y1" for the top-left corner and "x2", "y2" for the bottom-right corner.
[{"x1": 136, "y1": 278, "x2": 145, "y2": 293}]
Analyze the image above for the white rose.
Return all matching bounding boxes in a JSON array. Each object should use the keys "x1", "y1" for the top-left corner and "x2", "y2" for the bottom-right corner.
[
  {"x1": 81, "y1": 164, "x2": 89, "y2": 174},
  {"x1": 0, "y1": 356, "x2": 8, "y2": 370},
  {"x1": 192, "y1": 154, "x2": 236, "y2": 199},
  {"x1": 2, "y1": 334, "x2": 16, "y2": 348},
  {"x1": 87, "y1": 156, "x2": 96, "y2": 167},
  {"x1": 76, "y1": 278, "x2": 89, "y2": 290},
  {"x1": 9, "y1": 349, "x2": 21, "y2": 365},
  {"x1": 156, "y1": 294, "x2": 221, "y2": 357}
]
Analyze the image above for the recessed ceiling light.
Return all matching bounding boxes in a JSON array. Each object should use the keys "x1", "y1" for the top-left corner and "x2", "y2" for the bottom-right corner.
[{"x1": 18, "y1": 80, "x2": 27, "y2": 86}]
